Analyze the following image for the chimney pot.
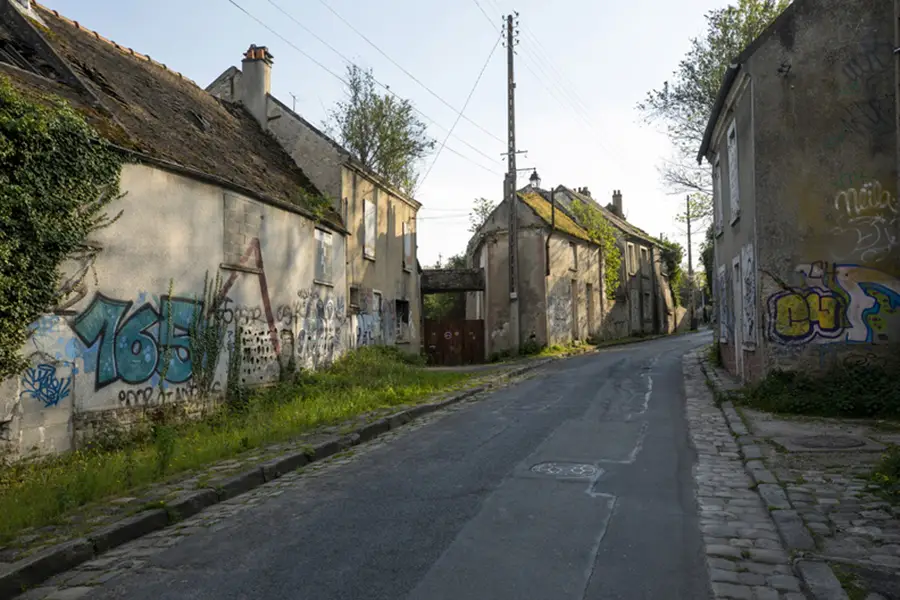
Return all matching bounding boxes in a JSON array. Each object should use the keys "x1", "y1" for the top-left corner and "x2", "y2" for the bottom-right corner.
[
  {"x1": 240, "y1": 44, "x2": 274, "y2": 128},
  {"x1": 612, "y1": 189, "x2": 623, "y2": 218}
]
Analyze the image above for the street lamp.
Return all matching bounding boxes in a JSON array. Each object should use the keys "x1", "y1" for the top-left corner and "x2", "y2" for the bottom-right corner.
[{"x1": 529, "y1": 169, "x2": 541, "y2": 189}]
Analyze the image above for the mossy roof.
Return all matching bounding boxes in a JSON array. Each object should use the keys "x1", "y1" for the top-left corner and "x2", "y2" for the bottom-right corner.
[{"x1": 519, "y1": 191, "x2": 591, "y2": 243}]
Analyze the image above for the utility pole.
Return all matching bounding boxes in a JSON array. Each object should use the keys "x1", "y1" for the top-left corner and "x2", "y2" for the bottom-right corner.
[
  {"x1": 686, "y1": 195, "x2": 697, "y2": 331},
  {"x1": 894, "y1": 0, "x2": 899, "y2": 211},
  {"x1": 504, "y1": 13, "x2": 521, "y2": 353}
]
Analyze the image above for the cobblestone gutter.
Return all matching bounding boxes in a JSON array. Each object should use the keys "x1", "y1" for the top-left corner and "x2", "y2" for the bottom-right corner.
[
  {"x1": 691, "y1": 349, "x2": 900, "y2": 600},
  {"x1": 684, "y1": 350, "x2": 852, "y2": 600}
]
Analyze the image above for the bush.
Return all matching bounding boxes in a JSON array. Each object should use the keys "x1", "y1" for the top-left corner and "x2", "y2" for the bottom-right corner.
[
  {"x1": 0, "y1": 76, "x2": 122, "y2": 378},
  {"x1": 871, "y1": 445, "x2": 900, "y2": 502},
  {"x1": 729, "y1": 365, "x2": 900, "y2": 419}
]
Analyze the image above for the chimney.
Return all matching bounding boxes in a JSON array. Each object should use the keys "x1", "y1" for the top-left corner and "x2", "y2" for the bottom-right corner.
[
  {"x1": 240, "y1": 45, "x2": 274, "y2": 128},
  {"x1": 581, "y1": 186, "x2": 591, "y2": 198},
  {"x1": 612, "y1": 189, "x2": 623, "y2": 217}
]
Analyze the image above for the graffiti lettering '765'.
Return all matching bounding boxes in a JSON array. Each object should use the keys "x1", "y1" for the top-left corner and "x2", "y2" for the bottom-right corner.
[{"x1": 72, "y1": 293, "x2": 203, "y2": 390}]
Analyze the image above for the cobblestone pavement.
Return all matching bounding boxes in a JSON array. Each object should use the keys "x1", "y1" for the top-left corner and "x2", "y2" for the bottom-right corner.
[
  {"x1": 702, "y1": 353, "x2": 900, "y2": 600},
  {"x1": 13, "y1": 376, "x2": 533, "y2": 600},
  {"x1": 683, "y1": 352, "x2": 810, "y2": 600}
]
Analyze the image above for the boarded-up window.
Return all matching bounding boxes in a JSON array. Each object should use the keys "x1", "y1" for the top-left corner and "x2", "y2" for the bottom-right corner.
[
  {"x1": 727, "y1": 121, "x2": 740, "y2": 223},
  {"x1": 717, "y1": 264, "x2": 729, "y2": 343},
  {"x1": 640, "y1": 247, "x2": 650, "y2": 276},
  {"x1": 570, "y1": 242, "x2": 578, "y2": 271},
  {"x1": 643, "y1": 291, "x2": 651, "y2": 320},
  {"x1": 741, "y1": 243, "x2": 756, "y2": 348},
  {"x1": 627, "y1": 243, "x2": 637, "y2": 275},
  {"x1": 364, "y1": 198, "x2": 376, "y2": 259},
  {"x1": 402, "y1": 221, "x2": 413, "y2": 270},
  {"x1": 315, "y1": 229, "x2": 333, "y2": 283},
  {"x1": 713, "y1": 158, "x2": 723, "y2": 236}
]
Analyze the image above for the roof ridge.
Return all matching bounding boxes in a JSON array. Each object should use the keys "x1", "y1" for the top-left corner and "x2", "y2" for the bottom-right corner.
[{"x1": 34, "y1": 2, "x2": 199, "y2": 87}]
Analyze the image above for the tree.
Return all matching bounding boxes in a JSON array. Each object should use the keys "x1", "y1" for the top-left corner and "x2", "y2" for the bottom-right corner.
[
  {"x1": 326, "y1": 65, "x2": 436, "y2": 195},
  {"x1": 637, "y1": 0, "x2": 790, "y2": 214},
  {"x1": 469, "y1": 197, "x2": 496, "y2": 233},
  {"x1": 658, "y1": 235, "x2": 685, "y2": 307}
]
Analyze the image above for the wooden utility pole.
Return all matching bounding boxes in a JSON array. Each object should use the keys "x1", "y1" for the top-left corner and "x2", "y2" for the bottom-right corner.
[
  {"x1": 686, "y1": 195, "x2": 697, "y2": 331},
  {"x1": 895, "y1": 0, "x2": 899, "y2": 209},
  {"x1": 504, "y1": 13, "x2": 521, "y2": 353}
]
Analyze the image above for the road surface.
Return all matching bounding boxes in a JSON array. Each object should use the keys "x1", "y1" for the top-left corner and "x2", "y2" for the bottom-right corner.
[{"x1": 84, "y1": 332, "x2": 714, "y2": 600}]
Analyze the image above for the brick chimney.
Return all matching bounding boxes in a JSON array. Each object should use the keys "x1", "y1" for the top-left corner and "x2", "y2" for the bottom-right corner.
[
  {"x1": 239, "y1": 45, "x2": 273, "y2": 128},
  {"x1": 611, "y1": 189, "x2": 623, "y2": 218}
]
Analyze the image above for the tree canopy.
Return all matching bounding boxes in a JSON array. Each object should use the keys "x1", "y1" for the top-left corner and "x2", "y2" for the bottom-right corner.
[
  {"x1": 637, "y1": 0, "x2": 790, "y2": 212},
  {"x1": 326, "y1": 65, "x2": 435, "y2": 196}
]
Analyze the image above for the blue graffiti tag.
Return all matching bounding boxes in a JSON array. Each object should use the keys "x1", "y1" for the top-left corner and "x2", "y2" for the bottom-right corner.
[
  {"x1": 71, "y1": 293, "x2": 203, "y2": 390},
  {"x1": 20, "y1": 364, "x2": 72, "y2": 407}
]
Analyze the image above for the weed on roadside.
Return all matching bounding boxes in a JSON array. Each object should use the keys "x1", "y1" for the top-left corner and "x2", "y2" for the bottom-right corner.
[
  {"x1": 0, "y1": 347, "x2": 472, "y2": 544},
  {"x1": 870, "y1": 445, "x2": 900, "y2": 504},
  {"x1": 727, "y1": 365, "x2": 900, "y2": 419}
]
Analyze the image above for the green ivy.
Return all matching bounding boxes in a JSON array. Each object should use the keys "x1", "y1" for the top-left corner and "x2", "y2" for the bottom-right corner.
[
  {"x1": 0, "y1": 76, "x2": 122, "y2": 379},
  {"x1": 658, "y1": 235, "x2": 684, "y2": 307},
  {"x1": 569, "y1": 199, "x2": 621, "y2": 300}
]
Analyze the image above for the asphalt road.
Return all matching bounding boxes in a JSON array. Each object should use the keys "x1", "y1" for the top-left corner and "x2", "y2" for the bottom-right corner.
[{"x1": 92, "y1": 331, "x2": 713, "y2": 600}]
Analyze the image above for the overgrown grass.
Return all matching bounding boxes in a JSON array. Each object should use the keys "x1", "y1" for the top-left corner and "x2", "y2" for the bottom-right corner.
[
  {"x1": 727, "y1": 365, "x2": 900, "y2": 419},
  {"x1": 0, "y1": 347, "x2": 469, "y2": 545},
  {"x1": 871, "y1": 445, "x2": 900, "y2": 504}
]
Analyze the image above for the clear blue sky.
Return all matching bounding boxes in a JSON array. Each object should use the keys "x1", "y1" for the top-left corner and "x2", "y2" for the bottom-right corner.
[{"x1": 48, "y1": 0, "x2": 728, "y2": 270}]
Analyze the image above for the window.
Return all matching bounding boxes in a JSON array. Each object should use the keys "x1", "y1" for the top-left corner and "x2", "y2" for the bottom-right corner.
[
  {"x1": 314, "y1": 229, "x2": 333, "y2": 284},
  {"x1": 402, "y1": 221, "x2": 413, "y2": 271},
  {"x1": 713, "y1": 157, "x2": 723, "y2": 236},
  {"x1": 640, "y1": 247, "x2": 650, "y2": 276},
  {"x1": 727, "y1": 120, "x2": 740, "y2": 224},
  {"x1": 363, "y1": 198, "x2": 376, "y2": 259},
  {"x1": 643, "y1": 291, "x2": 652, "y2": 319},
  {"x1": 349, "y1": 286, "x2": 360, "y2": 309},
  {"x1": 627, "y1": 243, "x2": 637, "y2": 275},
  {"x1": 570, "y1": 242, "x2": 578, "y2": 271},
  {"x1": 395, "y1": 299, "x2": 410, "y2": 341}
]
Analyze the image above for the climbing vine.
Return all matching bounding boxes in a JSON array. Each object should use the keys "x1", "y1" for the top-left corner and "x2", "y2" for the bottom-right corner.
[
  {"x1": 569, "y1": 199, "x2": 622, "y2": 300},
  {"x1": 0, "y1": 76, "x2": 123, "y2": 379},
  {"x1": 658, "y1": 235, "x2": 685, "y2": 307}
]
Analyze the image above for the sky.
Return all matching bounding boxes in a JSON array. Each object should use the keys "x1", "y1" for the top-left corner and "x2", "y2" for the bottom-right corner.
[{"x1": 47, "y1": 0, "x2": 726, "y2": 270}]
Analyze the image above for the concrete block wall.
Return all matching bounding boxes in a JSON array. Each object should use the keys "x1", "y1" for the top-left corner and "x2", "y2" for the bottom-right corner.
[{"x1": 2, "y1": 163, "x2": 348, "y2": 459}]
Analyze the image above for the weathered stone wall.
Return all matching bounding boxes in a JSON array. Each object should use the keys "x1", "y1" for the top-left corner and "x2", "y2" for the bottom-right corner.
[
  {"x1": 2, "y1": 162, "x2": 348, "y2": 459},
  {"x1": 712, "y1": 0, "x2": 898, "y2": 381}
]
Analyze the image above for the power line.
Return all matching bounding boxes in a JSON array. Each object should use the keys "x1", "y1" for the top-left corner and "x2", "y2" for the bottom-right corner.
[
  {"x1": 471, "y1": 0, "x2": 498, "y2": 28},
  {"x1": 225, "y1": 0, "x2": 501, "y2": 175},
  {"x1": 315, "y1": 0, "x2": 505, "y2": 145},
  {"x1": 417, "y1": 33, "x2": 503, "y2": 191}
]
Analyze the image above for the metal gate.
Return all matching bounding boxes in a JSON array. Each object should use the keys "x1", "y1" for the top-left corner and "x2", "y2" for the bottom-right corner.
[{"x1": 424, "y1": 319, "x2": 485, "y2": 366}]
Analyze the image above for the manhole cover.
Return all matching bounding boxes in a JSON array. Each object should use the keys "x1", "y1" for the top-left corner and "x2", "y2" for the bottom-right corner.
[
  {"x1": 792, "y1": 435, "x2": 866, "y2": 449},
  {"x1": 530, "y1": 462, "x2": 599, "y2": 478}
]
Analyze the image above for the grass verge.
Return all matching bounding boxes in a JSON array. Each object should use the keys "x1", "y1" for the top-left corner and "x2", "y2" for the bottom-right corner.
[{"x1": 0, "y1": 347, "x2": 473, "y2": 545}]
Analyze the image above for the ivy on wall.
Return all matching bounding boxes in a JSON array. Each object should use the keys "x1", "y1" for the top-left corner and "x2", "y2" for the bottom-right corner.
[
  {"x1": 0, "y1": 76, "x2": 122, "y2": 379},
  {"x1": 569, "y1": 199, "x2": 622, "y2": 300},
  {"x1": 658, "y1": 235, "x2": 685, "y2": 307}
]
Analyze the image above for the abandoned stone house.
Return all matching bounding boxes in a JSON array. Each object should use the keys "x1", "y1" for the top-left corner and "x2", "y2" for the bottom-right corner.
[
  {"x1": 699, "y1": 0, "x2": 899, "y2": 382},
  {"x1": 465, "y1": 185, "x2": 676, "y2": 359},
  {"x1": 0, "y1": 0, "x2": 349, "y2": 458},
  {"x1": 207, "y1": 49, "x2": 422, "y2": 354}
]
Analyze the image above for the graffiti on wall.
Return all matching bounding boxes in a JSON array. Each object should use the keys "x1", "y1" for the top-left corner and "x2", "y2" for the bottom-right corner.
[
  {"x1": 295, "y1": 287, "x2": 345, "y2": 370},
  {"x1": 741, "y1": 244, "x2": 756, "y2": 347},
  {"x1": 767, "y1": 262, "x2": 900, "y2": 345},
  {"x1": 826, "y1": 40, "x2": 895, "y2": 149},
  {"x1": 20, "y1": 364, "x2": 71, "y2": 408},
  {"x1": 830, "y1": 180, "x2": 898, "y2": 264}
]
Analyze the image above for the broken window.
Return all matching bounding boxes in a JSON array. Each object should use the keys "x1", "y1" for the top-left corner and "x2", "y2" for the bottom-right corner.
[
  {"x1": 395, "y1": 299, "x2": 410, "y2": 341},
  {"x1": 349, "y1": 286, "x2": 360, "y2": 309}
]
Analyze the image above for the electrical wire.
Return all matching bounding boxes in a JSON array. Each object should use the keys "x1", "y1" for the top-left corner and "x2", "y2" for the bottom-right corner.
[
  {"x1": 416, "y1": 33, "x2": 502, "y2": 192},
  {"x1": 224, "y1": 0, "x2": 503, "y2": 176},
  {"x1": 314, "y1": 0, "x2": 505, "y2": 145}
]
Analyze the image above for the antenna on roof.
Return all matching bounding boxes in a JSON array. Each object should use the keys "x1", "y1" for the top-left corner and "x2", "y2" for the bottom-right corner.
[{"x1": 289, "y1": 92, "x2": 299, "y2": 112}]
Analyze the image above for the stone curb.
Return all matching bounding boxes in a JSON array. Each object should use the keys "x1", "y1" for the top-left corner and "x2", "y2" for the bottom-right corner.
[
  {"x1": 698, "y1": 352, "x2": 849, "y2": 600},
  {"x1": 2, "y1": 358, "x2": 554, "y2": 598}
]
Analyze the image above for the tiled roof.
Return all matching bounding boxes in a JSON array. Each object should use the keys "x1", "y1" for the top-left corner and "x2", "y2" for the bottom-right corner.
[{"x1": 0, "y1": 2, "x2": 342, "y2": 228}]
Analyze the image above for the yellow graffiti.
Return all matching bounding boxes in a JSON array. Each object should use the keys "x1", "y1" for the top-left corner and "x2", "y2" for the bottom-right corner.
[{"x1": 772, "y1": 292, "x2": 842, "y2": 341}]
